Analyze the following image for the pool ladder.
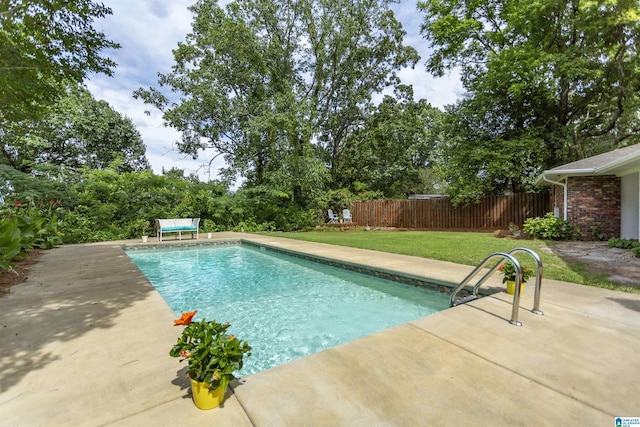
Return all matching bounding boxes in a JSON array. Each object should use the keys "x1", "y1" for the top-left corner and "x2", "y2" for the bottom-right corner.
[{"x1": 449, "y1": 248, "x2": 544, "y2": 326}]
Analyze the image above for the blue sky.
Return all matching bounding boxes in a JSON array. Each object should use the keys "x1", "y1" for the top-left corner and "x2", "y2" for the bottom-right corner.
[{"x1": 86, "y1": 0, "x2": 463, "y2": 183}]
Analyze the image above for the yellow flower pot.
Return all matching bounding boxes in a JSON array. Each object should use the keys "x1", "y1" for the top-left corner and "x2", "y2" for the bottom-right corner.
[
  {"x1": 190, "y1": 378, "x2": 227, "y2": 410},
  {"x1": 506, "y1": 280, "x2": 525, "y2": 295}
]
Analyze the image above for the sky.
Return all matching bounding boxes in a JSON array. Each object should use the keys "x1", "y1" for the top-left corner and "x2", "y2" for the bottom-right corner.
[{"x1": 86, "y1": 0, "x2": 464, "y2": 183}]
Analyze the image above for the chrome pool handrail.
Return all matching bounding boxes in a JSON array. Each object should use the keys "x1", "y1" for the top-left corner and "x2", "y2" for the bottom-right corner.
[{"x1": 449, "y1": 252, "x2": 524, "y2": 326}]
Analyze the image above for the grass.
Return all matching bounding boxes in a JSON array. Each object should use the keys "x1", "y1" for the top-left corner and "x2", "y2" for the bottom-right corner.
[{"x1": 264, "y1": 230, "x2": 639, "y2": 293}]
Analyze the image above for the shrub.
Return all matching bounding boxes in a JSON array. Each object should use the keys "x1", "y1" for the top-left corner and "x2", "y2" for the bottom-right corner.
[
  {"x1": 0, "y1": 199, "x2": 62, "y2": 270},
  {"x1": 608, "y1": 237, "x2": 639, "y2": 250},
  {"x1": 523, "y1": 213, "x2": 575, "y2": 240},
  {"x1": 201, "y1": 219, "x2": 224, "y2": 232},
  {"x1": 0, "y1": 217, "x2": 21, "y2": 270},
  {"x1": 231, "y1": 220, "x2": 274, "y2": 232},
  {"x1": 609, "y1": 237, "x2": 640, "y2": 257}
]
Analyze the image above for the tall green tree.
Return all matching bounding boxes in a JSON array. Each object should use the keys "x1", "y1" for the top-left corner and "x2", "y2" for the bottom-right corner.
[
  {"x1": 339, "y1": 86, "x2": 444, "y2": 197},
  {"x1": 0, "y1": 0, "x2": 119, "y2": 125},
  {"x1": 135, "y1": 0, "x2": 418, "y2": 206},
  {"x1": 419, "y1": 0, "x2": 640, "y2": 202},
  {"x1": 1, "y1": 85, "x2": 149, "y2": 174}
]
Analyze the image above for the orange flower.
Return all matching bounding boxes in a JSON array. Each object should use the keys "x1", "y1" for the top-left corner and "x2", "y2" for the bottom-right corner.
[
  {"x1": 229, "y1": 335, "x2": 235, "y2": 341},
  {"x1": 174, "y1": 310, "x2": 198, "y2": 326},
  {"x1": 180, "y1": 350, "x2": 191, "y2": 358}
]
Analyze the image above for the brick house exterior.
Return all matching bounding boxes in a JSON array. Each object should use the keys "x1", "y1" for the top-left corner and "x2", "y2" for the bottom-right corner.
[
  {"x1": 563, "y1": 176, "x2": 621, "y2": 239},
  {"x1": 537, "y1": 145, "x2": 640, "y2": 241}
]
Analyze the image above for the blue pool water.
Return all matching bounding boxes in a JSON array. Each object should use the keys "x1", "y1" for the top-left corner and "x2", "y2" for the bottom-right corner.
[{"x1": 126, "y1": 244, "x2": 449, "y2": 375}]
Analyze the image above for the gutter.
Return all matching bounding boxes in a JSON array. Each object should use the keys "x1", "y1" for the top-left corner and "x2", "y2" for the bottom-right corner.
[
  {"x1": 540, "y1": 174, "x2": 568, "y2": 220},
  {"x1": 544, "y1": 168, "x2": 594, "y2": 175}
]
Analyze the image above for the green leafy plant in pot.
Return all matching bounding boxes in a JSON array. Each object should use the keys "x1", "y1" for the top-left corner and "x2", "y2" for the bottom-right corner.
[
  {"x1": 498, "y1": 262, "x2": 533, "y2": 295},
  {"x1": 498, "y1": 262, "x2": 533, "y2": 283},
  {"x1": 170, "y1": 311, "x2": 252, "y2": 409}
]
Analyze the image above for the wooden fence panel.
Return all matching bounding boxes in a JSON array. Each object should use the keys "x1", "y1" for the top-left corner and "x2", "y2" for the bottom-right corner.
[{"x1": 351, "y1": 193, "x2": 549, "y2": 230}]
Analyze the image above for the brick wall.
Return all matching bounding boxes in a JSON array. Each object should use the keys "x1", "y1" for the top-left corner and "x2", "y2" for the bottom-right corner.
[
  {"x1": 566, "y1": 176, "x2": 621, "y2": 240},
  {"x1": 552, "y1": 184, "x2": 564, "y2": 217}
]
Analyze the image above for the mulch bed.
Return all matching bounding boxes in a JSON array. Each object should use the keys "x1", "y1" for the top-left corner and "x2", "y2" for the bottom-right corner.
[{"x1": 0, "y1": 250, "x2": 43, "y2": 297}]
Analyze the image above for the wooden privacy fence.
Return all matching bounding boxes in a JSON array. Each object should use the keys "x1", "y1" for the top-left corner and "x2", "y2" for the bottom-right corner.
[{"x1": 351, "y1": 193, "x2": 549, "y2": 230}]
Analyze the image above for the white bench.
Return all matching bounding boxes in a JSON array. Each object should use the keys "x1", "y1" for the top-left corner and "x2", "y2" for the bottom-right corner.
[{"x1": 155, "y1": 218, "x2": 200, "y2": 242}]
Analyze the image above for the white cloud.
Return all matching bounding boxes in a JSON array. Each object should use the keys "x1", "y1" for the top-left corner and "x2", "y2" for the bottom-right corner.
[
  {"x1": 85, "y1": 0, "x2": 463, "y2": 183},
  {"x1": 398, "y1": 66, "x2": 465, "y2": 108},
  {"x1": 86, "y1": 1, "x2": 226, "y2": 181}
]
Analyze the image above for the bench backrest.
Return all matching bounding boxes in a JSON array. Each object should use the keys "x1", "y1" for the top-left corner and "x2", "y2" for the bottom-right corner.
[{"x1": 156, "y1": 218, "x2": 200, "y2": 228}]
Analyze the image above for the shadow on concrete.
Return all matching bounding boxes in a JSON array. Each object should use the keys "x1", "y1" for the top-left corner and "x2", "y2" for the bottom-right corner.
[
  {"x1": 171, "y1": 365, "x2": 191, "y2": 396},
  {"x1": 607, "y1": 297, "x2": 640, "y2": 313},
  {"x1": 0, "y1": 244, "x2": 154, "y2": 393}
]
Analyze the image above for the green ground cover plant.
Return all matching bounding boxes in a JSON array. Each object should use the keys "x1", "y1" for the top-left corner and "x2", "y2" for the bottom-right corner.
[
  {"x1": 266, "y1": 231, "x2": 638, "y2": 293},
  {"x1": 0, "y1": 199, "x2": 62, "y2": 270},
  {"x1": 608, "y1": 237, "x2": 640, "y2": 257}
]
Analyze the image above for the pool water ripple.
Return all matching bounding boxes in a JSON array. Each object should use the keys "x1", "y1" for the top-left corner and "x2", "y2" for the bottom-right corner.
[{"x1": 126, "y1": 244, "x2": 449, "y2": 375}]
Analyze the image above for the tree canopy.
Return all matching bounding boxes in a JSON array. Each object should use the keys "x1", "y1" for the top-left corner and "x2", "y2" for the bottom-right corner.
[
  {"x1": 419, "y1": 0, "x2": 640, "y2": 203},
  {"x1": 135, "y1": 0, "x2": 421, "y2": 205},
  {"x1": 338, "y1": 86, "x2": 444, "y2": 197},
  {"x1": 0, "y1": 0, "x2": 119, "y2": 125},
  {"x1": 0, "y1": 85, "x2": 149, "y2": 174}
]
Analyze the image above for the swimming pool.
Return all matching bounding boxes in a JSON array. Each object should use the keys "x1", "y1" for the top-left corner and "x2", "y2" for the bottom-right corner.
[{"x1": 126, "y1": 244, "x2": 449, "y2": 375}]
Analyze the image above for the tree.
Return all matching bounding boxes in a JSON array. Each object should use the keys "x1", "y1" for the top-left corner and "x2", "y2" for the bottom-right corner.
[
  {"x1": 338, "y1": 86, "x2": 444, "y2": 197},
  {"x1": 419, "y1": 0, "x2": 640, "y2": 202},
  {"x1": 0, "y1": 164, "x2": 68, "y2": 204},
  {"x1": 0, "y1": 0, "x2": 119, "y2": 125},
  {"x1": 135, "y1": 0, "x2": 418, "y2": 206},
  {"x1": 0, "y1": 85, "x2": 149, "y2": 174},
  {"x1": 436, "y1": 99, "x2": 546, "y2": 204}
]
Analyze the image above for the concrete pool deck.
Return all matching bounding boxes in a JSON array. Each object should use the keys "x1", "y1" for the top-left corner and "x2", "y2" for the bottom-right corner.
[{"x1": 0, "y1": 232, "x2": 638, "y2": 425}]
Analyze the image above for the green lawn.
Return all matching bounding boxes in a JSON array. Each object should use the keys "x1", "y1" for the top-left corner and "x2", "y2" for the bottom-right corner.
[{"x1": 264, "y1": 230, "x2": 638, "y2": 293}]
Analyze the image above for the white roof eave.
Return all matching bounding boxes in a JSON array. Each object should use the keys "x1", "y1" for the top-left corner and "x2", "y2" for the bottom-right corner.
[{"x1": 535, "y1": 146, "x2": 640, "y2": 186}]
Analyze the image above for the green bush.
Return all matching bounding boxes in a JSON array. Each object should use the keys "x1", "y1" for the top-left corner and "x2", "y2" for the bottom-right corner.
[
  {"x1": 608, "y1": 237, "x2": 639, "y2": 250},
  {"x1": 523, "y1": 212, "x2": 575, "y2": 240},
  {"x1": 231, "y1": 220, "x2": 275, "y2": 232},
  {"x1": 201, "y1": 219, "x2": 224, "y2": 232},
  {"x1": 0, "y1": 216, "x2": 22, "y2": 270},
  {"x1": 0, "y1": 199, "x2": 62, "y2": 270},
  {"x1": 608, "y1": 237, "x2": 640, "y2": 257}
]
